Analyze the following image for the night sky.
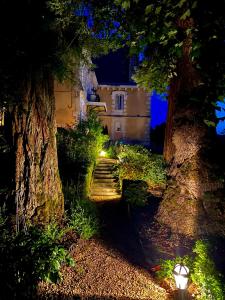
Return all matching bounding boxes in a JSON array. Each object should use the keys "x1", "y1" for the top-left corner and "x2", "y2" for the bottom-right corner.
[{"x1": 95, "y1": 49, "x2": 168, "y2": 130}]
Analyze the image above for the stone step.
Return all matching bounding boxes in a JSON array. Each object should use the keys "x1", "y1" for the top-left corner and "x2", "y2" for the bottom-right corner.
[
  {"x1": 91, "y1": 158, "x2": 120, "y2": 202},
  {"x1": 96, "y1": 165, "x2": 114, "y2": 169},
  {"x1": 96, "y1": 162, "x2": 115, "y2": 167},
  {"x1": 91, "y1": 191, "x2": 120, "y2": 196},
  {"x1": 91, "y1": 187, "x2": 119, "y2": 193},
  {"x1": 92, "y1": 183, "x2": 117, "y2": 188},
  {"x1": 94, "y1": 174, "x2": 115, "y2": 179},
  {"x1": 97, "y1": 159, "x2": 116, "y2": 163},
  {"x1": 90, "y1": 195, "x2": 121, "y2": 201},
  {"x1": 96, "y1": 163, "x2": 115, "y2": 167},
  {"x1": 95, "y1": 167, "x2": 114, "y2": 172},
  {"x1": 93, "y1": 178, "x2": 116, "y2": 183},
  {"x1": 94, "y1": 170, "x2": 112, "y2": 174}
]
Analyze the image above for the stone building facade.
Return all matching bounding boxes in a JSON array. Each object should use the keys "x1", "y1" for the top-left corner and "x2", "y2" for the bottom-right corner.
[
  {"x1": 97, "y1": 85, "x2": 150, "y2": 146},
  {"x1": 54, "y1": 66, "x2": 100, "y2": 128},
  {"x1": 54, "y1": 49, "x2": 151, "y2": 146}
]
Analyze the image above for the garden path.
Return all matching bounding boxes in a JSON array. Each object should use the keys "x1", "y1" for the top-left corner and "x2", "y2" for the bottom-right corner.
[
  {"x1": 38, "y1": 158, "x2": 193, "y2": 299},
  {"x1": 90, "y1": 158, "x2": 121, "y2": 202}
]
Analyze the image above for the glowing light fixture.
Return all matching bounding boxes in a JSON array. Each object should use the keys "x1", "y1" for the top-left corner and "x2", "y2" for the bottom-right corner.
[
  {"x1": 173, "y1": 264, "x2": 189, "y2": 290},
  {"x1": 99, "y1": 150, "x2": 106, "y2": 157}
]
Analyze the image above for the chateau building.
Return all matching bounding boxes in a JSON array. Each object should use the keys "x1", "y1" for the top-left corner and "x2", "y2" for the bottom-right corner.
[
  {"x1": 97, "y1": 85, "x2": 150, "y2": 146},
  {"x1": 54, "y1": 66, "x2": 106, "y2": 128},
  {"x1": 95, "y1": 49, "x2": 151, "y2": 146},
  {"x1": 54, "y1": 49, "x2": 151, "y2": 146}
]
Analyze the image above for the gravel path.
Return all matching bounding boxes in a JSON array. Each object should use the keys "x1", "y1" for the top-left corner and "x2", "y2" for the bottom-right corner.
[{"x1": 38, "y1": 238, "x2": 168, "y2": 300}]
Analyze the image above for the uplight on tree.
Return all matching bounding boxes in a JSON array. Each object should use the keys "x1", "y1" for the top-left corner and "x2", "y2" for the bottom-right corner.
[{"x1": 173, "y1": 264, "x2": 189, "y2": 290}]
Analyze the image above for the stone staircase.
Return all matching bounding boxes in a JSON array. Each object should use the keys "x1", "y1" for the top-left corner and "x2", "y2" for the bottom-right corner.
[{"x1": 90, "y1": 158, "x2": 121, "y2": 202}]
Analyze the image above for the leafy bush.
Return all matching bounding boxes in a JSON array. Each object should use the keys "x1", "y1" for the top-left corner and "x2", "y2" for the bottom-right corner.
[
  {"x1": 57, "y1": 111, "x2": 108, "y2": 196},
  {"x1": 57, "y1": 111, "x2": 108, "y2": 173},
  {"x1": 106, "y1": 142, "x2": 123, "y2": 159},
  {"x1": 64, "y1": 185, "x2": 100, "y2": 239},
  {"x1": 118, "y1": 145, "x2": 166, "y2": 187},
  {"x1": 157, "y1": 240, "x2": 225, "y2": 300},
  {"x1": 0, "y1": 134, "x2": 10, "y2": 153},
  {"x1": 0, "y1": 221, "x2": 74, "y2": 299},
  {"x1": 157, "y1": 254, "x2": 192, "y2": 281},
  {"x1": 191, "y1": 241, "x2": 225, "y2": 300},
  {"x1": 123, "y1": 180, "x2": 149, "y2": 207},
  {"x1": 70, "y1": 199, "x2": 100, "y2": 239}
]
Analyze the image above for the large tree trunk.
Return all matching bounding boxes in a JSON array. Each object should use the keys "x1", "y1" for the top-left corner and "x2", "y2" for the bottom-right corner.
[
  {"x1": 158, "y1": 21, "x2": 225, "y2": 237},
  {"x1": 11, "y1": 71, "x2": 64, "y2": 229},
  {"x1": 163, "y1": 80, "x2": 176, "y2": 162}
]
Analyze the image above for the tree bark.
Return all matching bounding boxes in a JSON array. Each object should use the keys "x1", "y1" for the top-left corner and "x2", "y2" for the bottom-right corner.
[
  {"x1": 163, "y1": 79, "x2": 176, "y2": 163},
  {"x1": 158, "y1": 21, "x2": 225, "y2": 237},
  {"x1": 11, "y1": 71, "x2": 64, "y2": 229}
]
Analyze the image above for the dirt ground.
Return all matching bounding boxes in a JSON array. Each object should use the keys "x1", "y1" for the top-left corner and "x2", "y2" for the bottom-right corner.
[
  {"x1": 38, "y1": 199, "x2": 196, "y2": 300},
  {"x1": 38, "y1": 238, "x2": 168, "y2": 300}
]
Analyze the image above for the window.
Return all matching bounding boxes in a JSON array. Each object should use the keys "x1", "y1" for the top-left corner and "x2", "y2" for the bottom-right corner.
[{"x1": 115, "y1": 94, "x2": 124, "y2": 110}]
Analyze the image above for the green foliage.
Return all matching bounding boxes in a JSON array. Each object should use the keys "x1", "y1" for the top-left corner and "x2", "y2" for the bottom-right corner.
[
  {"x1": 57, "y1": 112, "x2": 108, "y2": 196},
  {"x1": 70, "y1": 199, "x2": 100, "y2": 239},
  {"x1": 92, "y1": 0, "x2": 225, "y2": 123},
  {"x1": 64, "y1": 185, "x2": 100, "y2": 239},
  {"x1": 20, "y1": 224, "x2": 74, "y2": 283},
  {"x1": 0, "y1": 222, "x2": 74, "y2": 298},
  {"x1": 0, "y1": 0, "x2": 120, "y2": 104},
  {"x1": 157, "y1": 240, "x2": 225, "y2": 300},
  {"x1": 191, "y1": 241, "x2": 225, "y2": 300},
  {"x1": 57, "y1": 112, "x2": 108, "y2": 168},
  {"x1": 106, "y1": 143, "x2": 123, "y2": 159},
  {"x1": 0, "y1": 134, "x2": 9, "y2": 154},
  {"x1": 0, "y1": 204, "x2": 7, "y2": 227},
  {"x1": 118, "y1": 145, "x2": 166, "y2": 187},
  {"x1": 123, "y1": 180, "x2": 149, "y2": 207},
  {"x1": 157, "y1": 255, "x2": 192, "y2": 281}
]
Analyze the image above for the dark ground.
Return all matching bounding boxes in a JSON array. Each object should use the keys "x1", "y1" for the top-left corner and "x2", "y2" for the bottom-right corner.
[{"x1": 98, "y1": 196, "x2": 194, "y2": 270}]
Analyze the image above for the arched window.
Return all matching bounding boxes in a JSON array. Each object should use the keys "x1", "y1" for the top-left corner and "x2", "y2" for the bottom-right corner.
[
  {"x1": 112, "y1": 91, "x2": 127, "y2": 112},
  {"x1": 115, "y1": 94, "x2": 124, "y2": 110}
]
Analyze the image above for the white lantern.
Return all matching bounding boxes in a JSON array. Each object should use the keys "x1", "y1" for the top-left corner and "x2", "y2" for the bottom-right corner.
[{"x1": 173, "y1": 264, "x2": 189, "y2": 290}]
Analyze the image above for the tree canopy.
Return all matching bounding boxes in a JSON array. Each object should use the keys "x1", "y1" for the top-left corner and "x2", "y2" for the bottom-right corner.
[
  {"x1": 90, "y1": 0, "x2": 225, "y2": 120},
  {"x1": 0, "y1": 0, "x2": 120, "y2": 105}
]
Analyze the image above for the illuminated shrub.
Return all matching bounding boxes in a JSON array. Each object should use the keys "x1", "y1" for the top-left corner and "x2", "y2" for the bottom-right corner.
[
  {"x1": 118, "y1": 145, "x2": 166, "y2": 187},
  {"x1": 157, "y1": 240, "x2": 225, "y2": 300}
]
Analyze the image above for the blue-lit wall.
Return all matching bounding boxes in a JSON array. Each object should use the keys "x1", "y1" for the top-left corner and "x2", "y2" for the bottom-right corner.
[
  {"x1": 216, "y1": 101, "x2": 225, "y2": 135},
  {"x1": 150, "y1": 91, "x2": 168, "y2": 129}
]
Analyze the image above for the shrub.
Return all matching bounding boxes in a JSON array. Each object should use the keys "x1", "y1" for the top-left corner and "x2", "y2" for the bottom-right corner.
[
  {"x1": 191, "y1": 240, "x2": 225, "y2": 300},
  {"x1": 157, "y1": 255, "x2": 192, "y2": 281},
  {"x1": 123, "y1": 180, "x2": 149, "y2": 207},
  {"x1": 118, "y1": 145, "x2": 166, "y2": 187},
  {"x1": 106, "y1": 142, "x2": 123, "y2": 159},
  {"x1": 70, "y1": 199, "x2": 100, "y2": 239},
  {"x1": 57, "y1": 111, "x2": 108, "y2": 196},
  {"x1": 157, "y1": 240, "x2": 225, "y2": 300},
  {"x1": 0, "y1": 221, "x2": 74, "y2": 299},
  {"x1": 64, "y1": 185, "x2": 100, "y2": 239}
]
